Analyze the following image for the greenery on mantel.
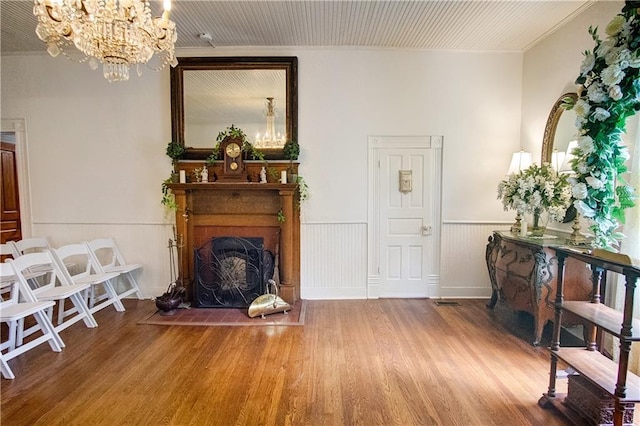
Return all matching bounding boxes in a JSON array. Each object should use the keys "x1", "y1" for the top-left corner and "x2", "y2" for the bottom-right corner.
[
  {"x1": 165, "y1": 141, "x2": 185, "y2": 167},
  {"x1": 283, "y1": 139, "x2": 300, "y2": 173},
  {"x1": 206, "y1": 125, "x2": 266, "y2": 164},
  {"x1": 563, "y1": 0, "x2": 640, "y2": 250}
]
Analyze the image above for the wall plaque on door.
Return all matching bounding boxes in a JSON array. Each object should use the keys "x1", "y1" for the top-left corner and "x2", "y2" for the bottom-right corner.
[{"x1": 399, "y1": 170, "x2": 412, "y2": 193}]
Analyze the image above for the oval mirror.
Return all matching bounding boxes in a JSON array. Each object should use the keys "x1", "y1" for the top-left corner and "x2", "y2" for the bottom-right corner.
[
  {"x1": 171, "y1": 57, "x2": 298, "y2": 160},
  {"x1": 541, "y1": 92, "x2": 578, "y2": 166},
  {"x1": 541, "y1": 92, "x2": 578, "y2": 223}
]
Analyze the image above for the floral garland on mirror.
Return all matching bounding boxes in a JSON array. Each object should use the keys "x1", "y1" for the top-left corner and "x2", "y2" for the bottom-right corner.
[{"x1": 564, "y1": 0, "x2": 640, "y2": 250}]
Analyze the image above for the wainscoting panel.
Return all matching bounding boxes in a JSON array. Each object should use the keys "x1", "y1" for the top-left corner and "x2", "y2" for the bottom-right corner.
[
  {"x1": 440, "y1": 222, "x2": 508, "y2": 298},
  {"x1": 31, "y1": 222, "x2": 175, "y2": 299},
  {"x1": 301, "y1": 222, "x2": 368, "y2": 299},
  {"x1": 30, "y1": 221, "x2": 507, "y2": 301}
]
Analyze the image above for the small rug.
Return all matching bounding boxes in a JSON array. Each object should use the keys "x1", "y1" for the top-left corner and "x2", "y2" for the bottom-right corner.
[{"x1": 138, "y1": 300, "x2": 306, "y2": 327}]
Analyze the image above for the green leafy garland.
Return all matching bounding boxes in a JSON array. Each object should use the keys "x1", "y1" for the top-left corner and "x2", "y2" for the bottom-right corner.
[
  {"x1": 207, "y1": 125, "x2": 265, "y2": 164},
  {"x1": 564, "y1": 1, "x2": 640, "y2": 250}
]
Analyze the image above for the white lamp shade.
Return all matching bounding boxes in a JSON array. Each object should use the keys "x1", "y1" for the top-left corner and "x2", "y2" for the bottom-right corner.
[
  {"x1": 551, "y1": 149, "x2": 566, "y2": 173},
  {"x1": 560, "y1": 140, "x2": 578, "y2": 173},
  {"x1": 507, "y1": 150, "x2": 533, "y2": 175}
]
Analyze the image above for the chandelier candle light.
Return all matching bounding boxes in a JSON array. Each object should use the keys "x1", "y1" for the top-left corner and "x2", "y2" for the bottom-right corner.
[
  {"x1": 33, "y1": 0, "x2": 178, "y2": 82},
  {"x1": 254, "y1": 97, "x2": 285, "y2": 149}
]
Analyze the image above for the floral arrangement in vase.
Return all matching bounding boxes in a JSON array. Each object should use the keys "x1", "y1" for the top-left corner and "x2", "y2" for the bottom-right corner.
[
  {"x1": 563, "y1": 1, "x2": 639, "y2": 249},
  {"x1": 497, "y1": 163, "x2": 572, "y2": 236}
]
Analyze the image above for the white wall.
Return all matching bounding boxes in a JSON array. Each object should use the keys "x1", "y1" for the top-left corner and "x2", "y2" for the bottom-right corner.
[{"x1": 2, "y1": 45, "x2": 523, "y2": 299}]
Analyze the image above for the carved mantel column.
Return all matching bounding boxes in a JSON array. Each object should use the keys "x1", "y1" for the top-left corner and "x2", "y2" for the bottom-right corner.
[{"x1": 279, "y1": 188, "x2": 296, "y2": 302}]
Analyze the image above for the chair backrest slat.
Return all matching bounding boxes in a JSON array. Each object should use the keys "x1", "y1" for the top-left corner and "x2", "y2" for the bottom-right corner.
[
  {"x1": 8, "y1": 252, "x2": 65, "y2": 297},
  {"x1": 13, "y1": 238, "x2": 52, "y2": 256}
]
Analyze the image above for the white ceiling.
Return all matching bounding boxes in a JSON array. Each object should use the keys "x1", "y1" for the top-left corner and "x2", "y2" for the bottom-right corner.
[{"x1": 1, "y1": 0, "x2": 596, "y2": 54}]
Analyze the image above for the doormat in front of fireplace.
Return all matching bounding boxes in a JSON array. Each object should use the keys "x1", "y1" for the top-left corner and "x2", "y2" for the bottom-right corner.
[{"x1": 138, "y1": 300, "x2": 306, "y2": 327}]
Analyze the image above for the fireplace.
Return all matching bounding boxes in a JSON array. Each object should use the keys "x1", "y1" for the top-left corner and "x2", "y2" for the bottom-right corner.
[
  {"x1": 167, "y1": 177, "x2": 300, "y2": 304},
  {"x1": 192, "y1": 237, "x2": 275, "y2": 308}
]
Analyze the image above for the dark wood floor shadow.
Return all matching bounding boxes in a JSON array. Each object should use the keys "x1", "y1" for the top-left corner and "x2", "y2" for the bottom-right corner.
[{"x1": 487, "y1": 302, "x2": 585, "y2": 348}]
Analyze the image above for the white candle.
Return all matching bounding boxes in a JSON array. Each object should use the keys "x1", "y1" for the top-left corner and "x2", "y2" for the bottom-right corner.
[
  {"x1": 179, "y1": 170, "x2": 186, "y2": 183},
  {"x1": 280, "y1": 170, "x2": 287, "y2": 184},
  {"x1": 520, "y1": 221, "x2": 528, "y2": 236}
]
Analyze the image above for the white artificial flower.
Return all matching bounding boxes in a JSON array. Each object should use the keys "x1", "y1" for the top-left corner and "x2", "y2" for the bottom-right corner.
[
  {"x1": 587, "y1": 83, "x2": 608, "y2": 103},
  {"x1": 605, "y1": 48, "x2": 621, "y2": 66},
  {"x1": 619, "y1": 146, "x2": 631, "y2": 161},
  {"x1": 575, "y1": 200, "x2": 596, "y2": 218},
  {"x1": 576, "y1": 160, "x2": 589, "y2": 175},
  {"x1": 586, "y1": 175, "x2": 604, "y2": 190},
  {"x1": 593, "y1": 107, "x2": 611, "y2": 121},
  {"x1": 618, "y1": 49, "x2": 631, "y2": 69},
  {"x1": 580, "y1": 53, "x2": 596, "y2": 76},
  {"x1": 573, "y1": 98, "x2": 591, "y2": 118},
  {"x1": 621, "y1": 18, "x2": 633, "y2": 39},
  {"x1": 531, "y1": 191, "x2": 542, "y2": 208},
  {"x1": 602, "y1": 64, "x2": 625, "y2": 86},
  {"x1": 609, "y1": 85, "x2": 623, "y2": 101},
  {"x1": 578, "y1": 135, "x2": 595, "y2": 154},
  {"x1": 606, "y1": 15, "x2": 626, "y2": 37},
  {"x1": 548, "y1": 206, "x2": 566, "y2": 222},
  {"x1": 575, "y1": 115, "x2": 587, "y2": 128},
  {"x1": 596, "y1": 38, "x2": 616, "y2": 58},
  {"x1": 572, "y1": 182, "x2": 588, "y2": 200},
  {"x1": 630, "y1": 51, "x2": 640, "y2": 68}
]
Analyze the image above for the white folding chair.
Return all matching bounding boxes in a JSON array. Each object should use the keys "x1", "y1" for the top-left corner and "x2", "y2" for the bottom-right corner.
[
  {"x1": 53, "y1": 243, "x2": 125, "y2": 314},
  {"x1": 87, "y1": 238, "x2": 144, "y2": 301},
  {"x1": 0, "y1": 242, "x2": 17, "y2": 258},
  {"x1": 0, "y1": 263, "x2": 63, "y2": 380},
  {"x1": 0, "y1": 243, "x2": 18, "y2": 299},
  {"x1": 10, "y1": 237, "x2": 57, "y2": 280},
  {"x1": 9, "y1": 252, "x2": 98, "y2": 346},
  {"x1": 12, "y1": 237, "x2": 52, "y2": 256}
]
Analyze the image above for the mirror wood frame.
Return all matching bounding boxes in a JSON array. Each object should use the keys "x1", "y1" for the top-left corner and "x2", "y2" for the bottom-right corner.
[
  {"x1": 541, "y1": 92, "x2": 578, "y2": 164},
  {"x1": 170, "y1": 56, "x2": 298, "y2": 160}
]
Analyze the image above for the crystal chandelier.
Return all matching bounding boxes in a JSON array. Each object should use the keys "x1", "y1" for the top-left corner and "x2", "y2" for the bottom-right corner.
[
  {"x1": 33, "y1": 0, "x2": 178, "y2": 82},
  {"x1": 254, "y1": 97, "x2": 285, "y2": 149}
]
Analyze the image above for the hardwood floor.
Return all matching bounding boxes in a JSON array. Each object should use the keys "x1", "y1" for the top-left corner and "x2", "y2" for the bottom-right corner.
[{"x1": 1, "y1": 298, "x2": 577, "y2": 425}]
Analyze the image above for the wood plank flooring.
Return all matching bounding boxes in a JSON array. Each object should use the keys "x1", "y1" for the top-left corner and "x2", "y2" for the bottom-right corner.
[{"x1": 1, "y1": 299, "x2": 578, "y2": 425}]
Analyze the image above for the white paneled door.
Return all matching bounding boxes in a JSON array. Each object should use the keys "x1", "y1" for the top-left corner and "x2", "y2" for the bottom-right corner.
[
  {"x1": 378, "y1": 147, "x2": 434, "y2": 297},
  {"x1": 368, "y1": 135, "x2": 442, "y2": 299}
]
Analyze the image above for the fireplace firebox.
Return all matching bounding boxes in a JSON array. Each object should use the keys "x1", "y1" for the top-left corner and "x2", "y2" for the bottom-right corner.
[{"x1": 193, "y1": 237, "x2": 274, "y2": 308}]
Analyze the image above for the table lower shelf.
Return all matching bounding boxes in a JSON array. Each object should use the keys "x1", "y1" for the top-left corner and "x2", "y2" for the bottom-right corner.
[{"x1": 552, "y1": 348, "x2": 640, "y2": 403}]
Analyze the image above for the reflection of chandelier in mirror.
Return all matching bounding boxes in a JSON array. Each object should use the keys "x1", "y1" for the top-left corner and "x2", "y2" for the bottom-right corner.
[
  {"x1": 33, "y1": 0, "x2": 178, "y2": 82},
  {"x1": 254, "y1": 97, "x2": 285, "y2": 149}
]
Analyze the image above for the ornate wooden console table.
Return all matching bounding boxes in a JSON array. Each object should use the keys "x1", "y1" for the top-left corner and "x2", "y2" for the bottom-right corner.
[{"x1": 486, "y1": 230, "x2": 592, "y2": 345}]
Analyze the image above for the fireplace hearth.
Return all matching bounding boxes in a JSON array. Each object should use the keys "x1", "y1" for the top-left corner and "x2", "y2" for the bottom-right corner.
[{"x1": 193, "y1": 237, "x2": 273, "y2": 308}]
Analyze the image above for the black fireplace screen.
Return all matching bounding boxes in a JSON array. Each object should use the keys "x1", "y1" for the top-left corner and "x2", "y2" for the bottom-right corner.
[{"x1": 193, "y1": 237, "x2": 271, "y2": 308}]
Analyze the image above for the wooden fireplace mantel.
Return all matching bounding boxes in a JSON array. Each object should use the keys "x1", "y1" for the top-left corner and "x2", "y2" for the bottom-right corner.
[{"x1": 167, "y1": 181, "x2": 301, "y2": 304}]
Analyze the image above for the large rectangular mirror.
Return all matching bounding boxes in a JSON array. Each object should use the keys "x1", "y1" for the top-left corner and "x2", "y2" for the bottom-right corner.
[{"x1": 171, "y1": 57, "x2": 298, "y2": 160}]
